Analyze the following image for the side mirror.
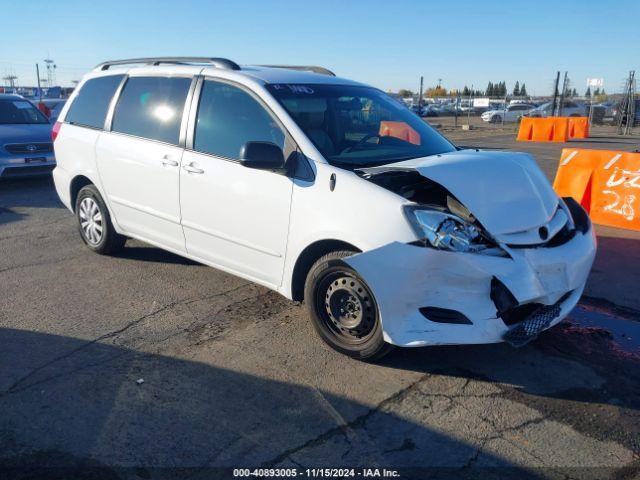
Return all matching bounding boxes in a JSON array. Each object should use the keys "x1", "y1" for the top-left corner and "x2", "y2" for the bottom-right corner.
[{"x1": 239, "y1": 141, "x2": 285, "y2": 171}]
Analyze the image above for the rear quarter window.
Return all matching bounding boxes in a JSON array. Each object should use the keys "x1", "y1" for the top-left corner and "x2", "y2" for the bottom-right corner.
[
  {"x1": 111, "y1": 76, "x2": 192, "y2": 145},
  {"x1": 65, "y1": 75, "x2": 124, "y2": 129}
]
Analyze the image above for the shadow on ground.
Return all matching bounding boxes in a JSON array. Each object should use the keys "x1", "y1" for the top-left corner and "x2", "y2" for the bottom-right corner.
[
  {"x1": 0, "y1": 177, "x2": 63, "y2": 226},
  {"x1": 0, "y1": 328, "x2": 539, "y2": 480},
  {"x1": 116, "y1": 246, "x2": 199, "y2": 266}
]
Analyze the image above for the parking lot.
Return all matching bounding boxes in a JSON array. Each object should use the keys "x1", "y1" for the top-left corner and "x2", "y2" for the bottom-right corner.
[{"x1": 1, "y1": 126, "x2": 640, "y2": 478}]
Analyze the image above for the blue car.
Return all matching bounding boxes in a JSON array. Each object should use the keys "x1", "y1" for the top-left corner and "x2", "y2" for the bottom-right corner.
[{"x1": 0, "y1": 94, "x2": 56, "y2": 179}]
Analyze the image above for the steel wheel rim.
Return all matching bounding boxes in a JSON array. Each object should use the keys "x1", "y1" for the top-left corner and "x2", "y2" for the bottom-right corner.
[
  {"x1": 317, "y1": 271, "x2": 377, "y2": 344},
  {"x1": 78, "y1": 197, "x2": 103, "y2": 245}
]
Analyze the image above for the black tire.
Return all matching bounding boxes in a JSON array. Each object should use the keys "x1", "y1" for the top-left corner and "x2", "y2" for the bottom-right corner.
[
  {"x1": 304, "y1": 250, "x2": 393, "y2": 360},
  {"x1": 491, "y1": 114, "x2": 502, "y2": 123},
  {"x1": 75, "y1": 184, "x2": 126, "y2": 255}
]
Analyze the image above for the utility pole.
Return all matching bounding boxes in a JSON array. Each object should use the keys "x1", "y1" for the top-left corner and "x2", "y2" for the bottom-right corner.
[
  {"x1": 629, "y1": 71, "x2": 637, "y2": 134},
  {"x1": 466, "y1": 84, "x2": 473, "y2": 126},
  {"x1": 502, "y1": 91, "x2": 508, "y2": 128},
  {"x1": 551, "y1": 71, "x2": 560, "y2": 116},
  {"x1": 44, "y1": 57, "x2": 56, "y2": 87},
  {"x1": 418, "y1": 76, "x2": 424, "y2": 110},
  {"x1": 558, "y1": 71, "x2": 568, "y2": 116},
  {"x1": 36, "y1": 64, "x2": 42, "y2": 102},
  {"x1": 617, "y1": 70, "x2": 636, "y2": 135},
  {"x1": 454, "y1": 91, "x2": 460, "y2": 128}
]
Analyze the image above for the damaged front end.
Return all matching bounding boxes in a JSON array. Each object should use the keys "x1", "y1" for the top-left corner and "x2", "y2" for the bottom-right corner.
[
  {"x1": 359, "y1": 168, "x2": 507, "y2": 255},
  {"x1": 347, "y1": 151, "x2": 597, "y2": 348}
]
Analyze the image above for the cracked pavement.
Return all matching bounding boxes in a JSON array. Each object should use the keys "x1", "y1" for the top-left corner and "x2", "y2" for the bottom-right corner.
[{"x1": 1, "y1": 130, "x2": 640, "y2": 479}]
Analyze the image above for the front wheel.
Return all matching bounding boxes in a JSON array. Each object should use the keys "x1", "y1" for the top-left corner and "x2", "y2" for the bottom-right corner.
[
  {"x1": 491, "y1": 114, "x2": 502, "y2": 123},
  {"x1": 75, "y1": 184, "x2": 126, "y2": 255},
  {"x1": 304, "y1": 251, "x2": 393, "y2": 360}
]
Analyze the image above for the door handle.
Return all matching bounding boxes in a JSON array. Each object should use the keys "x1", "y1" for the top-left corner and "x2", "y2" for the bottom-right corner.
[
  {"x1": 183, "y1": 162, "x2": 204, "y2": 174},
  {"x1": 161, "y1": 155, "x2": 179, "y2": 167}
]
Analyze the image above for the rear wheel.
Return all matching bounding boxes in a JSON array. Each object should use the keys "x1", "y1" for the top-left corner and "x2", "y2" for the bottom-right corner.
[
  {"x1": 304, "y1": 251, "x2": 392, "y2": 360},
  {"x1": 75, "y1": 185, "x2": 126, "y2": 255}
]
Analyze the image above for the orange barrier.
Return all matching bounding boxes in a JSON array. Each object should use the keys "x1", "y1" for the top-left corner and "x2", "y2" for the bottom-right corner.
[
  {"x1": 517, "y1": 117, "x2": 569, "y2": 143},
  {"x1": 566, "y1": 116, "x2": 589, "y2": 139},
  {"x1": 553, "y1": 148, "x2": 603, "y2": 210},
  {"x1": 590, "y1": 151, "x2": 640, "y2": 230},
  {"x1": 553, "y1": 148, "x2": 640, "y2": 231}
]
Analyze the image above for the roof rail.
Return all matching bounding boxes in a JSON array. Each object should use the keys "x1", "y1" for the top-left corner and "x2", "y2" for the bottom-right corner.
[
  {"x1": 95, "y1": 57, "x2": 241, "y2": 71},
  {"x1": 259, "y1": 65, "x2": 336, "y2": 77}
]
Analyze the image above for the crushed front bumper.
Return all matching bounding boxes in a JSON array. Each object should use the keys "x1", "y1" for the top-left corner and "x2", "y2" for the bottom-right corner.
[{"x1": 344, "y1": 226, "x2": 596, "y2": 347}]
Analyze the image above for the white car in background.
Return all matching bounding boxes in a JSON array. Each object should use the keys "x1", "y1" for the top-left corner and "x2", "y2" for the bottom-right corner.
[
  {"x1": 52, "y1": 57, "x2": 596, "y2": 359},
  {"x1": 526, "y1": 101, "x2": 587, "y2": 118},
  {"x1": 481, "y1": 104, "x2": 534, "y2": 123}
]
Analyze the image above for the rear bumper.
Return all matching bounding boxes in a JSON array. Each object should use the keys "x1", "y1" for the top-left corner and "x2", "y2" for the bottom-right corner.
[
  {"x1": 52, "y1": 165, "x2": 73, "y2": 211},
  {"x1": 344, "y1": 225, "x2": 596, "y2": 347}
]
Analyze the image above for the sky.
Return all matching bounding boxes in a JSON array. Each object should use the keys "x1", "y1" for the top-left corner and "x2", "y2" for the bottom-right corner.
[{"x1": 1, "y1": 0, "x2": 639, "y2": 95}]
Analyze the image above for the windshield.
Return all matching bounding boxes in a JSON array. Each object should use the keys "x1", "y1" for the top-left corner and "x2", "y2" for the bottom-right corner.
[
  {"x1": 0, "y1": 99, "x2": 49, "y2": 125},
  {"x1": 267, "y1": 84, "x2": 456, "y2": 168}
]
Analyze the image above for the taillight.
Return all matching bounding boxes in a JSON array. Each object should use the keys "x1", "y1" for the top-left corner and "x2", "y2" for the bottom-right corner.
[{"x1": 52, "y1": 121, "x2": 61, "y2": 143}]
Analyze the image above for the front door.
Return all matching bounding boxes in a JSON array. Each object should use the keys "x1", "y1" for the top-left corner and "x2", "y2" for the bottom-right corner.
[{"x1": 179, "y1": 79, "x2": 293, "y2": 287}]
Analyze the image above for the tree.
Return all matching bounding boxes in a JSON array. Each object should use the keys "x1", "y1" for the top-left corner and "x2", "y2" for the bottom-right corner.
[
  {"x1": 585, "y1": 86, "x2": 591, "y2": 98},
  {"x1": 398, "y1": 89, "x2": 414, "y2": 98},
  {"x1": 513, "y1": 81, "x2": 520, "y2": 96},
  {"x1": 595, "y1": 89, "x2": 608, "y2": 102},
  {"x1": 426, "y1": 86, "x2": 447, "y2": 98},
  {"x1": 485, "y1": 82, "x2": 492, "y2": 97},
  {"x1": 520, "y1": 83, "x2": 527, "y2": 97},
  {"x1": 462, "y1": 85, "x2": 470, "y2": 96},
  {"x1": 593, "y1": 87, "x2": 601, "y2": 96}
]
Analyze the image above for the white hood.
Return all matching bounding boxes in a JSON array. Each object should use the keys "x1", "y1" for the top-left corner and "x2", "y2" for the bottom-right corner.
[{"x1": 365, "y1": 150, "x2": 559, "y2": 235}]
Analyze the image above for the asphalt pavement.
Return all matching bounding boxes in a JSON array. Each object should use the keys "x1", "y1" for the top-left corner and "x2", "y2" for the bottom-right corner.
[{"x1": 1, "y1": 126, "x2": 639, "y2": 479}]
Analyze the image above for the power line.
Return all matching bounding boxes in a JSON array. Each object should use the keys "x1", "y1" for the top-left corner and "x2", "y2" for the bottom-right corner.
[{"x1": 2, "y1": 75, "x2": 18, "y2": 88}]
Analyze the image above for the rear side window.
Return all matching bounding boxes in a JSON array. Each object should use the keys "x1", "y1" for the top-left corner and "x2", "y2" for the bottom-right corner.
[
  {"x1": 194, "y1": 80, "x2": 285, "y2": 159},
  {"x1": 65, "y1": 75, "x2": 124, "y2": 129},
  {"x1": 112, "y1": 76, "x2": 192, "y2": 145}
]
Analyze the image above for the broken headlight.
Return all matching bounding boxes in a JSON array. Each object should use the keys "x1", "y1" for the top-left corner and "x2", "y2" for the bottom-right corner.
[
  {"x1": 558, "y1": 198, "x2": 576, "y2": 231},
  {"x1": 404, "y1": 206, "x2": 502, "y2": 255}
]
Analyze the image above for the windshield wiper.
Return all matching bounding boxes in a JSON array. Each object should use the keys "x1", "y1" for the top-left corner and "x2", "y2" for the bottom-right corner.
[
  {"x1": 357, "y1": 156, "x2": 423, "y2": 168},
  {"x1": 329, "y1": 153, "x2": 434, "y2": 171},
  {"x1": 326, "y1": 159, "x2": 361, "y2": 170}
]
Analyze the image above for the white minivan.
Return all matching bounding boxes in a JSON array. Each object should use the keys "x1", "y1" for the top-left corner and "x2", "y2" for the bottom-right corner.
[{"x1": 52, "y1": 57, "x2": 596, "y2": 359}]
